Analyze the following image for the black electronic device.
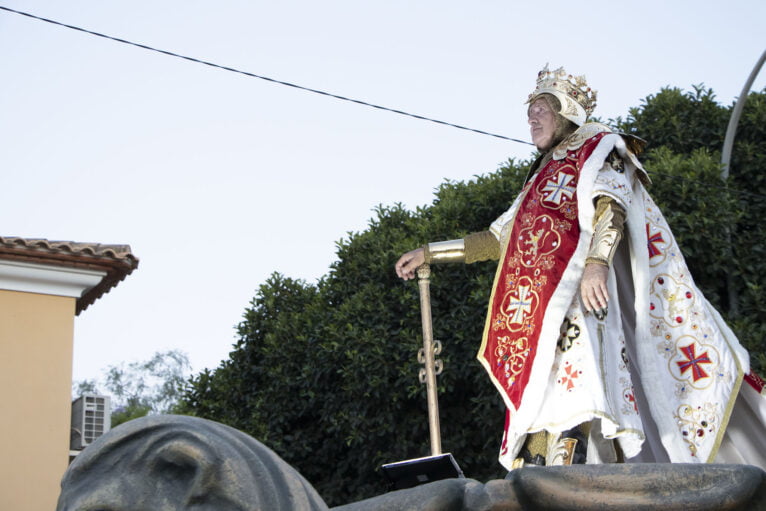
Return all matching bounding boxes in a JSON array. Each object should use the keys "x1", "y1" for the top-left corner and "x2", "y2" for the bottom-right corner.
[{"x1": 380, "y1": 453, "x2": 464, "y2": 490}]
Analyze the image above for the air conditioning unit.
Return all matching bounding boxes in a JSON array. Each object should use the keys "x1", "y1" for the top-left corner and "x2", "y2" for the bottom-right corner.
[{"x1": 70, "y1": 394, "x2": 111, "y2": 451}]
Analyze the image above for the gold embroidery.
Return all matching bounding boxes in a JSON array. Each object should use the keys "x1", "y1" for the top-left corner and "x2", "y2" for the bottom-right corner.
[
  {"x1": 552, "y1": 123, "x2": 612, "y2": 160},
  {"x1": 586, "y1": 204, "x2": 622, "y2": 266},
  {"x1": 495, "y1": 335, "x2": 530, "y2": 388},
  {"x1": 649, "y1": 273, "x2": 696, "y2": 328},
  {"x1": 674, "y1": 403, "x2": 718, "y2": 459},
  {"x1": 516, "y1": 214, "x2": 562, "y2": 267}
]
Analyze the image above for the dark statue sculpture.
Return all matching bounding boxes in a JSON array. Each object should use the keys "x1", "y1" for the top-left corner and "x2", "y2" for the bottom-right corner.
[
  {"x1": 57, "y1": 415, "x2": 328, "y2": 511},
  {"x1": 58, "y1": 415, "x2": 766, "y2": 511}
]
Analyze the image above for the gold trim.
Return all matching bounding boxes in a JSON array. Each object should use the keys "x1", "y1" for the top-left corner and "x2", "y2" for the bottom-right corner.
[
  {"x1": 548, "y1": 437, "x2": 577, "y2": 466},
  {"x1": 596, "y1": 324, "x2": 620, "y2": 422},
  {"x1": 552, "y1": 123, "x2": 611, "y2": 160},
  {"x1": 424, "y1": 239, "x2": 465, "y2": 264},
  {"x1": 598, "y1": 324, "x2": 607, "y2": 394},
  {"x1": 531, "y1": 411, "x2": 646, "y2": 441},
  {"x1": 707, "y1": 355, "x2": 744, "y2": 462},
  {"x1": 587, "y1": 204, "x2": 622, "y2": 266}
]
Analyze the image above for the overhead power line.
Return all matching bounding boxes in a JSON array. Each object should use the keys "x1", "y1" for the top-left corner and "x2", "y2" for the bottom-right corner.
[
  {"x1": 2, "y1": 6, "x2": 765, "y2": 203},
  {"x1": 0, "y1": 5, "x2": 533, "y2": 146}
]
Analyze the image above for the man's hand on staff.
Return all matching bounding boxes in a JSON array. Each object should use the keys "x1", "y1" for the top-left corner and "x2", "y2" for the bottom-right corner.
[
  {"x1": 395, "y1": 248, "x2": 425, "y2": 280},
  {"x1": 581, "y1": 263, "x2": 609, "y2": 319}
]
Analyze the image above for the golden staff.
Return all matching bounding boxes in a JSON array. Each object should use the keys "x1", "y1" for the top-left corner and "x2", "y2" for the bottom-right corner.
[{"x1": 416, "y1": 263, "x2": 444, "y2": 456}]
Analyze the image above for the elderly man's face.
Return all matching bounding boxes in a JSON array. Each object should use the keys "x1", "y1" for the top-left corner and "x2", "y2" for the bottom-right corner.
[{"x1": 528, "y1": 97, "x2": 557, "y2": 151}]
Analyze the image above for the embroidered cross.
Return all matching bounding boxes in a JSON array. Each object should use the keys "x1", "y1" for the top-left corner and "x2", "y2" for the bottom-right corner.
[
  {"x1": 506, "y1": 285, "x2": 533, "y2": 324},
  {"x1": 646, "y1": 223, "x2": 665, "y2": 258},
  {"x1": 541, "y1": 172, "x2": 576, "y2": 205},
  {"x1": 625, "y1": 391, "x2": 638, "y2": 413},
  {"x1": 676, "y1": 344, "x2": 712, "y2": 382},
  {"x1": 558, "y1": 318, "x2": 580, "y2": 352},
  {"x1": 559, "y1": 363, "x2": 580, "y2": 391}
]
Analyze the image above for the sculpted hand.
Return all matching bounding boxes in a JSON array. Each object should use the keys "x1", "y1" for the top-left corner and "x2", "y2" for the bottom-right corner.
[
  {"x1": 395, "y1": 248, "x2": 425, "y2": 281},
  {"x1": 581, "y1": 263, "x2": 609, "y2": 319}
]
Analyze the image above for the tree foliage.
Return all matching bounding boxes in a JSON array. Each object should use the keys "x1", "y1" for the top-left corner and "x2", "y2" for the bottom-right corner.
[
  {"x1": 179, "y1": 86, "x2": 766, "y2": 506},
  {"x1": 74, "y1": 350, "x2": 191, "y2": 427},
  {"x1": 615, "y1": 85, "x2": 729, "y2": 155}
]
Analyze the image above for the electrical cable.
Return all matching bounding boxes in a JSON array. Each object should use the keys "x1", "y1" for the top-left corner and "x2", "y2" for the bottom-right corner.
[
  {"x1": 0, "y1": 5, "x2": 533, "y2": 146},
  {"x1": 1, "y1": 5, "x2": 764, "y2": 202}
]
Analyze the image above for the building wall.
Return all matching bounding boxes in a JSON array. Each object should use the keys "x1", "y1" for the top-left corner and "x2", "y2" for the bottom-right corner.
[{"x1": 0, "y1": 289, "x2": 76, "y2": 511}]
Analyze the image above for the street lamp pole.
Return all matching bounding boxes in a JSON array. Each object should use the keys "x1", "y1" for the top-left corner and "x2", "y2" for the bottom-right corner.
[{"x1": 720, "y1": 48, "x2": 766, "y2": 316}]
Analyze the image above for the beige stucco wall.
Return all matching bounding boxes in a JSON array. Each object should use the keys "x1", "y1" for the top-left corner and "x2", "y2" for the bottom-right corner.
[{"x1": 0, "y1": 289, "x2": 76, "y2": 511}]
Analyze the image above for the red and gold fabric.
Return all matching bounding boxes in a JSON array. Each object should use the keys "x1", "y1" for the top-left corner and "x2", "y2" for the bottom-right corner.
[{"x1": 479, "y1": 132, "x2": 604, "y2": 410}]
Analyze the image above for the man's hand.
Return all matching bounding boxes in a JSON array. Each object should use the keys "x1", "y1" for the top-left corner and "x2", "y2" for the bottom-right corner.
[
  {"x1": 395, "y1": 248, "x2": 425, "y2": 281},
  {"x1": 581, "y1": 263, "x2": 609, "y2": 319}
]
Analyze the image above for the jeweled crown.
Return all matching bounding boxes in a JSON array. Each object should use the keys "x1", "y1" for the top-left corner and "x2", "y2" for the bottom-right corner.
[{"x1": 527, "y1": 64, "x2": 597, "y2": 126}]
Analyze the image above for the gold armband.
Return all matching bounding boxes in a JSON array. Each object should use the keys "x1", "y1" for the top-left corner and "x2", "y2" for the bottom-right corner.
[
  {"x1": 586, "y1": 197, "x2": 625, "y2": 267},
  {"x1": 423, "y1": 239, "x2": 465, "y2": 264},
  {"x1": 465, "y1": 231, "x2": 501, "y2": 263}
]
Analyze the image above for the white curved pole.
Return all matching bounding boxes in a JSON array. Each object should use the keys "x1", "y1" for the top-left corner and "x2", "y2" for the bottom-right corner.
[
  {"x1": 721, "y1": 49, "x2": 766, "y2": 316},
  {"x1": 722, "y1": 49, "x2": 766, "y2": 179}
]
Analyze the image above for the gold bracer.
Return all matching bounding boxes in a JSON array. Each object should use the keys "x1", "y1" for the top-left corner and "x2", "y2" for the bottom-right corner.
[
  {"x1": 464, "y1": 231, "x2": 501, "y2": 263},
  {"x1": 423, "y1": 239, "x2": 465, "y2": 264},
  {"x1": 586, "y1": 197, "x2": 625, "y2": 267}
]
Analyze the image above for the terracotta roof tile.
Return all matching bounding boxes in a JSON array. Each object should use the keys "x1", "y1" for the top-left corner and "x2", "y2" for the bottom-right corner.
[{"x1": 0, "y1": 236, "x2": 139, "y2": 315}]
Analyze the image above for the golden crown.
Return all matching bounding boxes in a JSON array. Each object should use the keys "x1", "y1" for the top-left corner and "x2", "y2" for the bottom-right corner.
[{"x1": 527, "y1": 64, "x2": 597, "y2": 125}]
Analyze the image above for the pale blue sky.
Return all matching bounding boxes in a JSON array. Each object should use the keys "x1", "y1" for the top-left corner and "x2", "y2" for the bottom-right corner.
[{"x1": 1, "y1": 1, "x2": 764, "y2": 383}]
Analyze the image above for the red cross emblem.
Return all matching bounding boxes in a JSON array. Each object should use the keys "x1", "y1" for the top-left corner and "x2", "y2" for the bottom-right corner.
[
  {"x1": 676, "y1": 344, "x2": 712, "y2": 382},
  {"x1": 558, "y1": 363, "x2": 580, "y2": 391},
  {"x1": 625, "y1": 391, "x2": 638, "y2": 413},
  {"x1": 647, "y1": 223, "x2": 665, "y2": 258}
]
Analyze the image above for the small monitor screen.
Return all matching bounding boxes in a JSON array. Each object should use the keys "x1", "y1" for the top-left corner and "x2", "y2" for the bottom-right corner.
[{"x1": 380, "y1": 453, "x2": 463, "y2": 490}]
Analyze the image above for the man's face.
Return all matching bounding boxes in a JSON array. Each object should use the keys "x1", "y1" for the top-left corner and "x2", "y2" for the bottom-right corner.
[{"x1": 528, "y1": 97, "x2": 557, "y2": 151}]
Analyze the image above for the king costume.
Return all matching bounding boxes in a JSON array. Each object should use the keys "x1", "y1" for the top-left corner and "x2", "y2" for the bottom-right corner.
[{"x1": 420, "y1": 65, "x2": 766, "y2": 471}]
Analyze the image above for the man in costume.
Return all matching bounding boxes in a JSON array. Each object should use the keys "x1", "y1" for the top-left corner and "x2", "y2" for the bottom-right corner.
[{"x1": 395, "y1": 65, "x2": 766, "y2": 470}]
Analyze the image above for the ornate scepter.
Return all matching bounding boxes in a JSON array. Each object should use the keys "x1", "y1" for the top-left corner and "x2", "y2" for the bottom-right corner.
[
  {"x1": 380, "y1": 262, "x2": 462, "y2": 489},
  {"x1": 416, "y1": 263, "x2": 443, "y2": 455}
]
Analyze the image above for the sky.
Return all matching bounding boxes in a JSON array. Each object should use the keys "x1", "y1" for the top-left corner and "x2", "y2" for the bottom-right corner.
[{"x1": 1, "y1": 1, "x2": 765, "y2": 386}]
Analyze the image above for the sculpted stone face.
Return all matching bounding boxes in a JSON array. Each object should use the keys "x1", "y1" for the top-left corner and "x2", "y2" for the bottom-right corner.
[
  {"x1": 528, "y1": 97, "x2": 558, "y2": 151},
  {"x1": 57, "y1": 415, "x2": 329, "y2": 511}
]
